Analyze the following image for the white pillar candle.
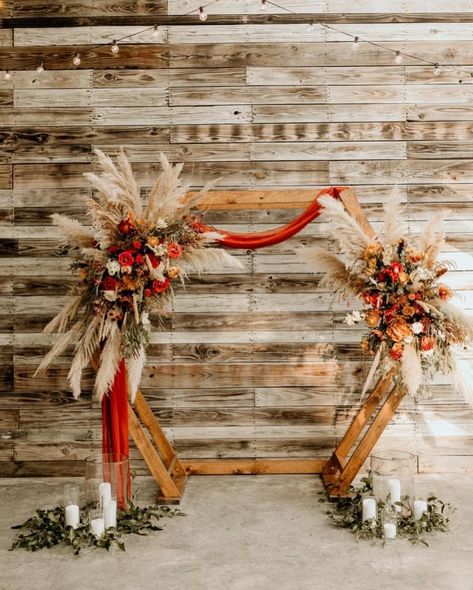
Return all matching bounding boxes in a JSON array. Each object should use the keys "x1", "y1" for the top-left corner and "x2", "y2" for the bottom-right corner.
[
  {"x1": 103, "y1": 499, "x2": 117, "y2": 529},
  {"x1": 383, "y1": 522, "x2": 397, "y2": 539},
  {"x1": 99, "y1": 482, "x2": 112, "y2": 505},
  {"x1": 65, "y1": 504, "x2": 80, "y2": 529},
  {"x1": 362, "y1": 498, "x2": 377, "y2": 521},
  {"x1": 388, "y1": 478, "x2": 401, "y2": 508},
  {"x1": 90, "y1": 517, "x2": 105, "y2": 538},
  {"x1": 414, "y1": 499, "x2": 428, "y2": 521}
]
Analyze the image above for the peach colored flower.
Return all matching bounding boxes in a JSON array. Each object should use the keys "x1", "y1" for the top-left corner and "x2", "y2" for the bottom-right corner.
[
  {"x1": 167, "y1": 266, "x2": 181, "y2": 279},
  {"x1": 390, "y1": 342, "x2": 404, "y2": 360},
  {"x1": 365, "y1": 309, "x2": 382, "y2": 327},
  {"x1": 386, "y1": 318, "x2": 412, "y2": 342},
  {"x1": 363, "y1": 243, "x2": 383, "y2": 259},
  {"x1": 398, "y1": 271, "x2": 409, "y2": 284},
  {"x1": 438, "y1": 284, "x2": 453, "y2": 301},
  {"x1": 420, "y1": 336, "x2": 435, "y2": 351},
  {"x1": 402, "y1": 304, "x2": 416, "y2": 317}
]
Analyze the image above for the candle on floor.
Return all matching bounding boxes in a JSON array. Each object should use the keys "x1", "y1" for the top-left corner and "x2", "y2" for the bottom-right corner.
[
  {"x1": 383, "y1": 522, "x2": 397, "y2": 539},
  {"x1": 104, "y1": 499, "x2": 117, "y2": 529},
  {"x1": 362, "y1": 498, "x2": 377, "y2": 521},
  {"x1": 99, "y1": 482, "x2": 112, "y2": 505},
  {"x1": 388, "y1": 478, "x2": 401, "y2": 508},
  {"x1": 90, "y1": 517, "x2": 105, "y2": 538},
  {"x1": 65, "y1": 504, "x2": 80, "y2": 529},
  {"x1": 413, "y1": 499, "x2": 428, "y2": 521}
]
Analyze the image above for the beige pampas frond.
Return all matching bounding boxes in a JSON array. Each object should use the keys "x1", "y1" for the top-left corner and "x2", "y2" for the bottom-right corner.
[
  {"x1": 145, "y1": 153, "x2": 187, "y2": 220},
  {"x1": 380, "y1": 188, "x2": 407, "y2": 245},
  {"x1": 43, "y1": 295, "x2": 83, "y2": 335},
  {"x1": 94, "y1": 322, "x2": 122, "y2": 401},
  {"x1": 419, "y1": 209, "x2": 449, "y2": 269},
  {"x1": 67, "y1": 315, "x2": 103, "y2": 398},
  {"x1": 126, "y1": 347, "x2": 146, "y2": 403},
  {"x1": 51, "y1": 214, "x2": 95, "y2": 249},
  {"x1": 452, "y1": 357, "x2": 473, "y2": 407},
  {"x1": 180, "y1": 247, "x2": 244, "y2": 275},
  {"x1": 433, "y1": 299, "x2": 473, "y2": 342},
  {"x1": 34, "y1": 321, "x2": 81, "y2": 376},
  {"x1": 318, "y1": 195, "x2": 373, "y2": 260},
  {"x1": 400, "y1": 343, "x2": 423, "y2": 396},
  {"x1": 302, "y1": 246, "x2": 354, "y2": 298}
]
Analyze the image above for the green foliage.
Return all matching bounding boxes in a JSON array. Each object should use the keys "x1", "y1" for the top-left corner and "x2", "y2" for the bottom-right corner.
[
  {"x1": 319, "y1": 473, "x2": 454, "y2": 547},
  {"x1": 10, "y1": 503, "x2": 183, "y2": 556}
]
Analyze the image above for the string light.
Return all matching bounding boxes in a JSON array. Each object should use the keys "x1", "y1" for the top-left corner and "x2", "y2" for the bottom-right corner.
[{"x1": 2, "y1": 0, "x2": 469, "y2": 85}]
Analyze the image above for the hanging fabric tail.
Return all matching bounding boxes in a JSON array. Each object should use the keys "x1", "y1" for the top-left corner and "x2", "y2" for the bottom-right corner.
[{"x1": 101, "y1": 358, "x2": 131, "y2": 507}]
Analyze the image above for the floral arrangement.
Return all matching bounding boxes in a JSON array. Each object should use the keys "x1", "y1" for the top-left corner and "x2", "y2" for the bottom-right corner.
[
  {"x1": 36, "y1": 149, "x2": 242, "y2": 401},
  {"x1": 306, "y1": 195, "x2": 473, "y2": 399}
]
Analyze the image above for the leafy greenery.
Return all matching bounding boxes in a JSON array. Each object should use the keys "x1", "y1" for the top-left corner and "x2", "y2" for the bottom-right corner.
[
  {"x1": 10, "y1": 502, "x2": 183, "y2": 556},
  {"x1": 319, "y1": 473, "x2": 454, "y2": 546}
]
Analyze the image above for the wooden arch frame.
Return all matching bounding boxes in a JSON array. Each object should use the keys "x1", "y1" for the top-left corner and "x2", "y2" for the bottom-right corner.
[{"x1": 120, "y1": 187, "x2": 403, "y2": 502}]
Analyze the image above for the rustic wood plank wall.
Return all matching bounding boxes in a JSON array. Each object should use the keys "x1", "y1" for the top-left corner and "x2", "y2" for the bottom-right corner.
[{"x1": 1, "y1": 0, "x2": 473, "y2": 477}]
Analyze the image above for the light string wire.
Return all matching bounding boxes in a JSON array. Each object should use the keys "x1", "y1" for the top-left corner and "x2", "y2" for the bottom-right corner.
[{"x1": 2, "y1": 0, "x2": 471, "y2": 82}]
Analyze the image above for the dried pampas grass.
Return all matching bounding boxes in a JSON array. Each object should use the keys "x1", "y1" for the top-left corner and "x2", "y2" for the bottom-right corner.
[{"x1": 400, "y1": 343, "x2": 423, "y2": 396}]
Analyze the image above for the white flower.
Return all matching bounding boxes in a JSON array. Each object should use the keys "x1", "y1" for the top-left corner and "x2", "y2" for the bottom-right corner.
[
  {"x1": 421, "y1": 348, "x2": 435, "y2": 357},
  {"x1": 411, "y1": 321, "x2": 424, "y2": 335},
  {"x1": 141, "y1": 311, "x2": 151, "y2": 326},
  {"x1": 412, "y1": 267, "x2": 432, "y2": 282},
  {"x1": 404, "y1": 335, "x2": 414, "y2": 344},
  {"x1": 156, "y1": 218, "x2": 167, "y2": 229},
  {"x1": 106, "y1": 260, "x2": 121, "y2": 276},
  {"x1": 103, "y1": 290, "x2": 117, "y2": 302},
  {"x1": 344, "y1": 311, "x2": 365, "y2": 326}
]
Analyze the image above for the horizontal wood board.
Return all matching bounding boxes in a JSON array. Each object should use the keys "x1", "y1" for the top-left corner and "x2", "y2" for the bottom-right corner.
[{"x1": 1, "y1": 1, "x2": 473, "y2": 477}]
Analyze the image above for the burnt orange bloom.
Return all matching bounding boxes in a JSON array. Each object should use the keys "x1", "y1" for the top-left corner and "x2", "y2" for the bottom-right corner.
[
  {"x1": 438, "y1": 284, "x2": 453, "y2": 301},
  {"x1": 402, "y1": 305, "x2": 416, "y2": 317},
  {"x1": 420, "y1": 336, "x2": 436, "y2": 351},
  {"x1": 386, "y1": 318, "x2": 412, "y2": 342},
  {"x1": 389, "y1": 342, "x2": 404, "y2": 360},
  {"x1": 365, "y1": 309, "x2": 382, "y2": 327}
]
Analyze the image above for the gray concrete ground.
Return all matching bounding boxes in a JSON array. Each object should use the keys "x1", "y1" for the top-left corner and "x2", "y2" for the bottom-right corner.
[{"x1": 0, "y1": 474, "x2": 471, "y2": 590}]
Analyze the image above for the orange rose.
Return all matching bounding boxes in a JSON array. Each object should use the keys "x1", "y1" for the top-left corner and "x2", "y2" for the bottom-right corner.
[
  {"x1": 386, "y1": 318, "x2": 412, "y2": 342},
  {"x1": 389, "y1": 342, "x2": 404, "y2": 360},
  {"x1": 365, "y1": 309, "x2": 382, "y2": 327},
  {"x1": 167, "y1": 266, "x2": 181, "y2": 279},
  {"x1": 402, "y1": 305, "x2": 416, "y2": 317},
  {"x1": 398, "y1": 271, "x2": 409, "y2": 284},
  {"x1": 147, "y1": 236, "x2": 160, "y2": 247},
  {"x1": 438, "y1": 284, "x2": 453, "y2": 301},
  {"x1": 420, "y1": 336, "x2": 435, "y2": 351},
  {"x1": 363, "y1": 243, "x2": 383, "y2": 259}
]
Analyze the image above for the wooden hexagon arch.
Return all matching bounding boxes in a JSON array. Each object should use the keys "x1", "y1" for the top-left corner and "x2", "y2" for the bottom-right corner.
[{"x1": 95, "y1": 187, "x2": 403, "y2": 503}]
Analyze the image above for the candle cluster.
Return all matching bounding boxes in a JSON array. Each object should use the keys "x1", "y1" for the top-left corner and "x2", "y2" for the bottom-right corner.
[
  {"x1": 361, "y1": 477, "x2": 428, "y2": 540},
  {"x1": 63, "y1": 481, "x2": 117, "y2": 538}
]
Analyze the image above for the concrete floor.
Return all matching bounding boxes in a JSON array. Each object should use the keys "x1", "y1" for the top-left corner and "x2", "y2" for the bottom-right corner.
[{"x1": 0, "y1": 474, "x2": 472, "y2": 590}]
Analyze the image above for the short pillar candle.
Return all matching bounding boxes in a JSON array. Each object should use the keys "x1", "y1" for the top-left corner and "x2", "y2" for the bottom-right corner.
[
  {"x1": 362, "y1": 498, "x2": 377, "y2": 521},
  {"x1": 414, "y1": 499, "x2": 428, "y2": 521}
]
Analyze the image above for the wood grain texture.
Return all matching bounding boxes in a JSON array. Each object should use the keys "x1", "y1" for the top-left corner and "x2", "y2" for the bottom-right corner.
[{"x1": 2, "y1": 7, "x2": 473, "y2": 477}]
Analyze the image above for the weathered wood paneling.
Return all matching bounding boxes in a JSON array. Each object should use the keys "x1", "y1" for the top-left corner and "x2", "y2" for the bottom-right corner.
[{"x1": 2, "y1": 5, "x2": 473, "y2": 477}]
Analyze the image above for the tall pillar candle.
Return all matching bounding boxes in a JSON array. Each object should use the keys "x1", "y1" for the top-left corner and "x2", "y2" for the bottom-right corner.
[
  {"x1": 388, "y1": 478, "x2": 401, "y2": 509},
  {"x1": 65, "y1": 504, "x2": 80, "y2": 529},
  {"x1": 104, "y1": 499, "x2": 117, "y2": 529},
  {"x1": 414, "y1": 499, "x2": 428, "y2": 521},
  {"x1": 99, "y1": 482, "x2": 112, "y2": 506},
  {"x1": 362, "y1": 498, "x2": 377, "y2": 521}
]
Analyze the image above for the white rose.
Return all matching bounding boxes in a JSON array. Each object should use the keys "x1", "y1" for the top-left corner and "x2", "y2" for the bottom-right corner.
[
  {"x1": 156, "y1": 218, "x2": 167, "y2": 229},
  {"x1": 411, "y1": 321, "x2": 424, "y2": 335},
  {"x1": 106, "y1": 260, "x2": 121, "y2": 276},
  {"x1": 103, "y1": 290, "x2": 117, "y2": 302}
]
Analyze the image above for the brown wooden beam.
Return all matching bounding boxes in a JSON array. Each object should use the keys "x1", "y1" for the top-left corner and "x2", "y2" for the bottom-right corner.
[{"x1": 182, "y1": 458, "x2": 327, "y2": 475}]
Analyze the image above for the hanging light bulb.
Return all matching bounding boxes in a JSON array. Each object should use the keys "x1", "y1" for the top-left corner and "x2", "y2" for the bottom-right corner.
[
  {"x1": 36, "y1": 61, "x2": 44, "y2": 73},
  {"x1": 261, "y1": 0, "x2": 267, "y2": 9},
  {"x1": 72, "y1": 53, "x2": 81, "y2": 66},
  {"x1": 352, "y1": 36, "x2": 360, "y2": 51},
  {"x1": 307, "y1": 20, "x2": 315, "y2": 32},
  {"x1": 394, "y1": 50, "x2": 403, "y2": 64},
  {"x1": 433, "y1": 63, "x2": 441, "y2": 76},
  {"x1": 152, "y1": 24, "x2": 160, "y2": 38},
  {"x1": 111, "y1": 40, "x2": 120, "y2": 54},
  {"x1": 198, "y1": 6, "x2": 208, "y2": 21},
  {"x1": 4, "y1": 70, "x2": 11, "y2": 80}
]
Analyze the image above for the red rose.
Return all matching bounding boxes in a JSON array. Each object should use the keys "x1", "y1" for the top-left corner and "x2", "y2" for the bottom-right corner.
[
  {"x1": 135, "y1": 253, "x2": 144, "y2": 264},
  {"x1": 144, "y1": 288, "x2": 152, "y2": 297},
  {"x1": 148, "y1": 253, "x2": 160, "y2": 268},
  {"x1": 420, "y1": 336, "x2": 435, "y2": 351},
  {"x1": 118, "y1": 250, "x2": 134, "y2": 267},
  {"x1": 118, "y1": 217, "x2": 135, "y2": 235},
  {"x1": 132, "y1": 240, "x2": 142, "y2": 250},
  {"x1": 152, "y1": 278, "x2": 170, "y2": 293},
  {"x1": 102, "y1": 276, "x2": 117, "y2": 291},
  {"x1": 390, "y1": 261, "x2": 404, "y2": 275},
  {"x1": 108, "y1": 245, "x2": 118, "y2": 254},
  {"x1": 167, "y1": 242, "x2": 183, "y2": 259}
]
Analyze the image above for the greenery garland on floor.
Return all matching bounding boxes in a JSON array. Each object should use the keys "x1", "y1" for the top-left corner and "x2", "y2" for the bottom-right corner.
[
  {"x1": 319, "y1": 474, "x2": 454, "y2": 547},
  {"x1": 10, "y1": 503, "x2": 183, "y2": 555}
]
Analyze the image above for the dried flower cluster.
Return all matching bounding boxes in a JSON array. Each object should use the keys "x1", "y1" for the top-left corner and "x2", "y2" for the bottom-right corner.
[
  {"x1": 306, "y1": 194, "x2": 473, "y2": 400},
  {"x1": 36, "y1": 149, "x2": 242, "y2": 401}
]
